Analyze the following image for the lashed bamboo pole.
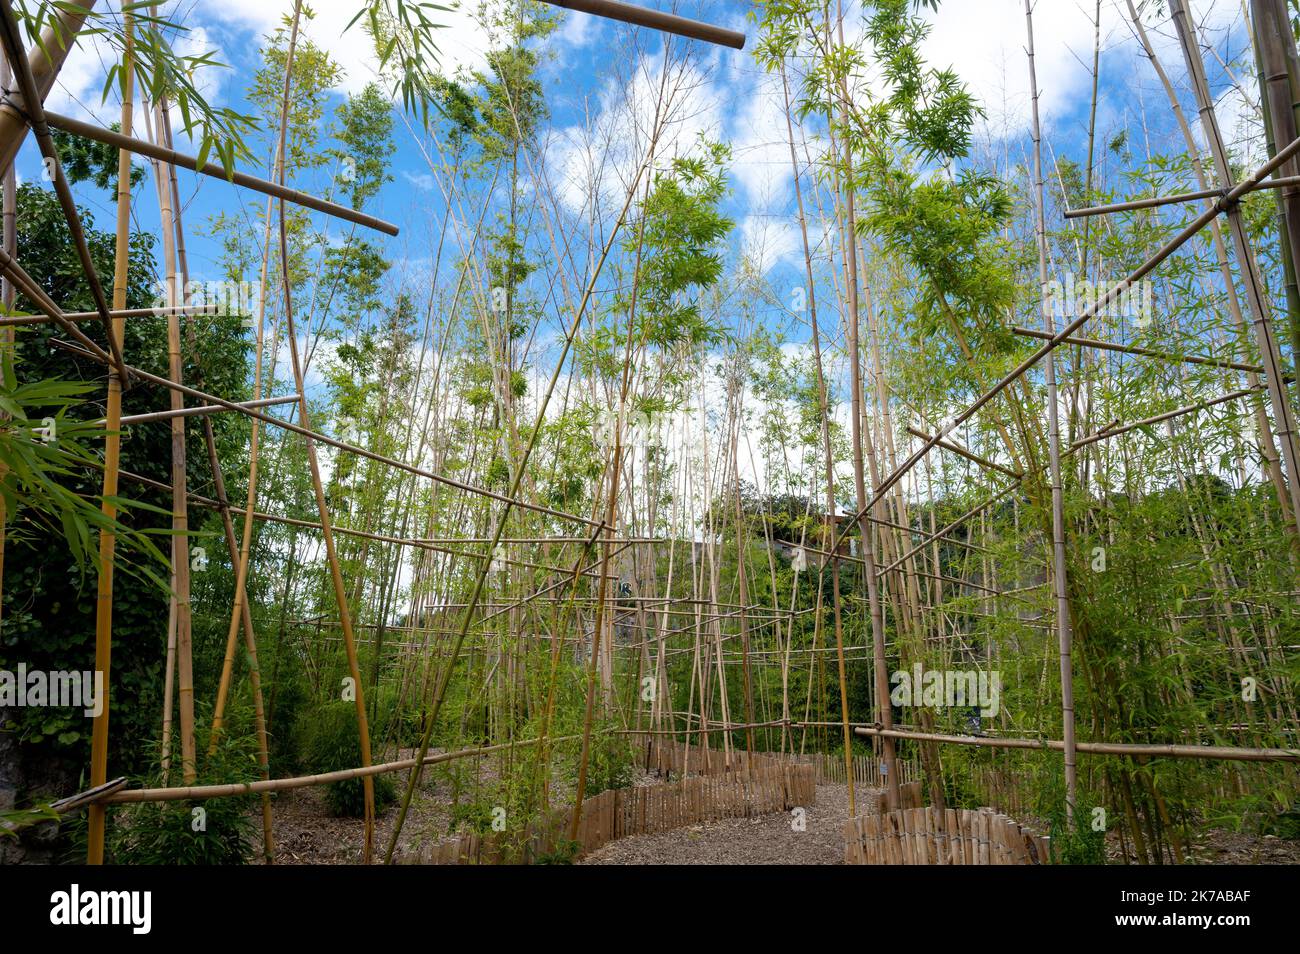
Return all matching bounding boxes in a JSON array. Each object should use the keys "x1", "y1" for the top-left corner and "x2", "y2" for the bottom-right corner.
[
  {"x1": 85, "y1": 8, "x2": 132, "y2": 865},
  {"x1": 41, "y1": 110, "x2": 398, "y2": 237},
  {"x1": 904, "y1": 426, "x2": 1022, "y2": 479},
  {"x1": 0, "y1": 304, "x2": 215, "y2": 327},
  {"x1": 1010, "y1": 326, "x2": 1275, "y2": 376},
  {"x1": 853, "y1": 726, "x2": 1299, "y2": 762},
  {"x1": 0, "y1": 0, "x2": 94, "y2": 173},
  {"x1": 0, "y1": 1, "x2": 127, "y2": 383},
  {"x1": 1063, "y1": 174, "x2": 1300, "y2": 218},
  {"x1": 1071, "y1": 387, "x2": 1264, "y2": 450},
  {"x1": 539, "y1": 0, "x2": 745, "y2": 48},
  {"x1": 1170, "y1": 0, "x2": 1300, "y2": 538},
  {"x1": 103, "y1": 735, "x2": 585, "y2": 805},
  {"x1": 118, "y1": 394, "x2": 298, "y2": 426},
  {"x1": 1027, "y1": 0, "x2": 1077, "y2": 821}
]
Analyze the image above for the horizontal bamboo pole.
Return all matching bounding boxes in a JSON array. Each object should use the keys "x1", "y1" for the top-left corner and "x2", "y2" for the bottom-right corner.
[
  {"x1": 854, "y1": 726, "x2": 1299, "y2": 762},
  {"x1": 905, "y1": 425, "x2": 1022, "y2": 478},
  {"x1": 91, "y1": 725, "x2": 794, "y2": 807},
  {"x1": 102, "y1": 735, "x2": 583, "y2": 805},
  {"x1": 1011, "y1": 326, "x2": 1272, "y2": 375},
  {"x1": 1070, "y1": 386, "x2": 1262, "y2": 449},
  {"x1": 0, "y1": 304, "x2": 217, "y2": 327},
  {"x1": 51, "y1": 337, "x2": 601, "y2": 528},
  {"x1": 1064, "y1": 173, "x2": 1300, "y2": 218},
  {"x1": 42, "y1": 109, "x2": 399, "y2": 237},
  {"x1": 539, "y1": 0, "x2": 745, "y2": 48},
  {"x1": 117, "y1": 394, "x2": 298, "y2": 425}
]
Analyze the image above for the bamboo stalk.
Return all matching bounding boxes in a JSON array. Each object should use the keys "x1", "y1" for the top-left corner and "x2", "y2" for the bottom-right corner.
[
  {"x1": 1063, "y1": 174, "x2": 1300, "y2": 218},
  {"x1": 85, "y1": 9, "x2": 133, "y2": 865},
  {"x1": 41, "y1": 110, "x2": 399, "y2": 237},
  {"x1": 853, "y1": 726, "x2": 1299, "y2": 762},
  {"x1": 538, "y1": 0, "x2": 745, "y2": 48},
  {"x1": 1026, "y1": 0, "x2": 1078, "y2": 824}
]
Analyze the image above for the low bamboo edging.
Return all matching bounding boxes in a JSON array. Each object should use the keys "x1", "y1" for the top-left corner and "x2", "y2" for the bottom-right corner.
[
  {"x1": 845, "y1": 806, "x2": 1050, "y2": 865},
  {"x1": 400, "y1": 740, "x2": 816, "y2": 865}
]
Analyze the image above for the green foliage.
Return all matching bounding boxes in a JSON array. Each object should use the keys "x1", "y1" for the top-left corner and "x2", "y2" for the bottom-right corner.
[
  {"x1": 14, "y1": 1, "x2": 257, "y2": 174},
  {"x1": 534, "y1": 837, "x2": 581, "y2": 865},
  {"x1": 105, "y1": 727, "x2": 260, "y2": 866},
  {"x1": 298, "y1": 702, "x2": 395, "y2": 817}
]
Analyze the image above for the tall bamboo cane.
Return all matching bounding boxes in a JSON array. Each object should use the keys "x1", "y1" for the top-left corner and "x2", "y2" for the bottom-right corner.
[
  {"x1": 86, "y1": 10, "x2": 132, "y2": 865},
  {"x1": 1026, "y1": 0, "x2": 1078, "y2": 822}
]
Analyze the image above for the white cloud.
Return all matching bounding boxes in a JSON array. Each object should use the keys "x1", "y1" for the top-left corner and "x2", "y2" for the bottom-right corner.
[{"x1": 402, "y1": 169, "x2": 435, "y2": 191}]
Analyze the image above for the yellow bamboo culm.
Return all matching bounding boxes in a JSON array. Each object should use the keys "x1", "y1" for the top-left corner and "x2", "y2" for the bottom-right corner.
[{"x1": 86, "y1": 10, "x2": 133, "y2": 865}]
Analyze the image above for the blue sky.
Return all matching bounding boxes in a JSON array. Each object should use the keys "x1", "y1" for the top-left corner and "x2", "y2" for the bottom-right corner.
[{"x1": 19, "y1": 0, "x2": 1256, "y2": 364}]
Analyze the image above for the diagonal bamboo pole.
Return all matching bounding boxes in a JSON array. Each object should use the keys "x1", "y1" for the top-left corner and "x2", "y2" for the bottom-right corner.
[
  {"x1": 269, "y1": 2, "x2": 377, "y2": 863},
  {"x1": 1170, "y1": 0, "x2": 1300, "y2": 541},
  {"x1": 0, "y1": 0, "x2": 95, "y2": 174}
]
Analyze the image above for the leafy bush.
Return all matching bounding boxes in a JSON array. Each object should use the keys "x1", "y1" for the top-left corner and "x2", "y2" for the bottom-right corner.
[
  {"x1": 535, "y1": 838, "x2": 581, "y2": 865},
  {"x1": 299, "y1": 701, "x2": 394, "y2": 817},
  {"x1": 105, "y1": 732, "x2": 259, "y2": 865}
]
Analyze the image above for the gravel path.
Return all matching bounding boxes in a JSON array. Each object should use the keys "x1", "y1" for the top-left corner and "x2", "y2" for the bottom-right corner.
[{"x1": 579, "y1": 783, "x2": 872, "y2": 865}]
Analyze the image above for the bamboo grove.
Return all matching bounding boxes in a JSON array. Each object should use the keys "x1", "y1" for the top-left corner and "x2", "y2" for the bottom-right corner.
[{"x1": 0, "y1": 0, "x2": 1296, "y2": 868}]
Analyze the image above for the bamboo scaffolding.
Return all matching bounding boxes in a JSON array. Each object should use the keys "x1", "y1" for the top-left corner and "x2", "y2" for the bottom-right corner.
[
  {"x1": 0, "y1": 1, "x2": 129, "y2": 383},
  {"x1": 48, "y1": 339, "x2": 602, "y2": 529},
  {"x1": 539, "y1": 0, "x2": 745, "y2": 49},
  {"x1": 1011, "y1": 326, "x2": 1275, "y2": 376},
  {"x1": 117, "y1": 394, "x2": 299, "y2": 426},
  {"x1": 41, "y1": 110, "x2": 399, "y2": 237},
  {"x1": 1070, "y1": 387, "x2": 1264, "y2": 450},
  {"x1": 1063, "y1": 173, "x2": 1300, "y2": 218},
  {"x1": 839, "y1": 128, "x2": 1300, "y2": 534},
  {"x1": 905, "y1": 425, "x2": 1022, "y2": 479},
  {"x1": 1170, "y1": 0, "x2": 1300, "y2": 539},
  {"x1": 853, "y1": 726, "x2": 1300, "y2": 762},
  {"x1": 0, "y1": 304, "x2": 216, "y2": 327},
  {"x1": 0, "y1": 0, "x2": 94, "y2": 173}
]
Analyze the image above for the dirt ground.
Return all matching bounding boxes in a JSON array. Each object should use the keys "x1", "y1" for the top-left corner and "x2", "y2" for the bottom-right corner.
[
  {"x1": 261, "y1": 775, "x2": 1300, "y2": 866},
  {"x1": 578, "y1": 783, "x2": 861, "y2": 865}
]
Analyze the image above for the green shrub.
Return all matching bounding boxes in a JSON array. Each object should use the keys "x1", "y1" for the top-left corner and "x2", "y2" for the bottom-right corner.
[
  {"x1": 299, "y1": 701, "x2": 395, "y2": 817},
  {"x1": 105, "y1": 730, "x2": 259, "y2": 865}
]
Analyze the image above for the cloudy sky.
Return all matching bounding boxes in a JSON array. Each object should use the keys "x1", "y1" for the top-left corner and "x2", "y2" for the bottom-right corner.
[
  {"x1": 28, "y1": 0, "x2": 1254, "y2": 275},
  {"x1": 14, "y1": 0, "x2": 1258, "y2": 500}
]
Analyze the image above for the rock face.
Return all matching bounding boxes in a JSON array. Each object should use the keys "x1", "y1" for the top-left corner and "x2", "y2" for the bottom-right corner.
[{"x1": 0, "y1": 705, "x2": 74, "y2": 864}]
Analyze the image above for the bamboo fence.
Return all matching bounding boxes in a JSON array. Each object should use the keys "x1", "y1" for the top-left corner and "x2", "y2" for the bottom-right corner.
[
  {"x1": 844, "y1": 806, "x2": 1050, "y2": 865},
  {"x1": 400, "y1": 740, "x2": 815, "y2": 865}
]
